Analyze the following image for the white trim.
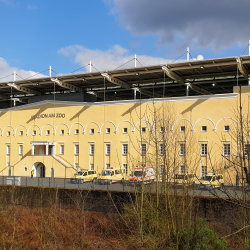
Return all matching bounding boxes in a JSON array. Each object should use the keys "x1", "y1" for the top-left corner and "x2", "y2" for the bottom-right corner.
[
  {"x1": 73, "y1": 141, "x2": 80, "y2": 143},
  {"x1": 199, "y1": 140, "x2": 209, "y2": 142},
  {"x1": 121, "y1": 141, "x2": 129, "y2": 142},
  {"x1": 88, "y1": 141, "x2": 95, "y2": 143},
  {"x1": 104, "y1": 141, "x2": 112, "y2": 143}
]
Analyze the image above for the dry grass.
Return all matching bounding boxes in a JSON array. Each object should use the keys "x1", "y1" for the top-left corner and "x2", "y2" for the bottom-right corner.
[{"x1": 0, "y1": 204, "x2": 245, "y2": 250}]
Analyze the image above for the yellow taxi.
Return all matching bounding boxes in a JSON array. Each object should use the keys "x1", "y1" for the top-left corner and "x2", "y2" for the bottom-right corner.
[
  {"x1": 171, "y1": 173, "x2": 196, "y2": 186},
  {"x1": 198, "y1": 173, "x2": 224, "y2": 189},
  {"x1": 70, "y1": 170, "x2": 97, "y2": 184},
  {"x1": 96, "y1": 168, "x2": 126, "y2": 185}
]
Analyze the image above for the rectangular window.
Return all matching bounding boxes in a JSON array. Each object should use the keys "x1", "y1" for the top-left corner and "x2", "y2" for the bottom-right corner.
[
  {"x1": 179, "y1": 143, "x2": 186, "y2": 155},
  {"x1": 224, "y1": 125, "x2": 230, "y2": 132},
  {"x1": 19, "y1": 145, "x2": 23, "y2": 155},
  {"x1": 123, "y1": 164, "x2": 128, "y2": 174},
  {"x1": 159, "y1": 144, "x2": 164, "y2": 155},
  {"x1": 60, "y1": 130, "x2": 64, "y2": 135},
  {"x1": 90, "y1": 144, "x2": 95, "y2": 155},
  {"x1": 106, "y1": 163, "x2": 110, "y2": 169},
  {"x1": 201, "y1": 166, "x2": 207, "y2": 176},
  {"x1": 19, "y1": 131, "x2": 23, "y2": 136},
  {"x1": 122, "y1": 144, "x2": 128, "y2": 155},
  {"x1": 60, "y1": 145, "x2": 64, "y2": 155},
  {"x1": 6, "y1": 145, "x2": 10, "y2": 155},
  {"x1": 159, "y1": 165, "x2": 164, "y2": 176},
  {"x1": 244, "y1": 143, "x2": 250, "y2": 157},
  {"x1": 33, "y1": 145, "x2": 36, "y2": 155},
  {"x1": 180, "y1": 126, "x2": 185, "y2": 132},
  {"x1": 46, "y1": 130, "x2": 50, "y2": 136},
  {"x1": 201, "y1": 126, "x2": 207, "y2": 132},
  {"x1": 160, "y1": 127, "x2": 165, "y2": 133},
  {"x1": 141, "y1": 127, "x2": 146, "y2": 133},
  {"x1": 201, "y1": 144, "x2": 207, "y2": 156},
  {"x1": 90, "y1": 163, "x2": 94, "y2": 170},
  {"x1": 106, "y1": 128, "x2": 110, "y2": 134},
  {"x1": 90, "y1": 129, "x2": 94, "y2": 134},
  {"x1": 75, "y1": 129, "x2": 79, "y2": 135},
  {"x1": 141, "y1": 144, "x2": 146, "y2": 155},
  {"x1": 7, "y1": 131, "x2": 10, "y2": 137},
  {"x1": 106, "y1": 144, "x2": 110, "y2": 155},
  {"x1": 123, "y1": 128, "x2": 128, "y2": 133},
  {"x1": 74, "y1": 145, "x2": 79, "y2": 155},
  {"x1": 223, "y1": 144, "x2": 230, "y2": 156},
  {"x1": 32, "y1": 130, "x2": 36, "y2": 136},
  {"x1": 179, "y1": 165, "x2": 185, "y2": 174}
]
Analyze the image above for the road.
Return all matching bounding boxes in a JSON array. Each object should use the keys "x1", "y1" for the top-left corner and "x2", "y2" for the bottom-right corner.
[{"x1": 1, "y1": 176, "x2": 249, "y2": 199}]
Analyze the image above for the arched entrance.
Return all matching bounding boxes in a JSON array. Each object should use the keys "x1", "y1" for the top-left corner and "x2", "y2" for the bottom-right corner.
[{"x1": 32, "y1": 162, "x2": 45, "y2": 178}]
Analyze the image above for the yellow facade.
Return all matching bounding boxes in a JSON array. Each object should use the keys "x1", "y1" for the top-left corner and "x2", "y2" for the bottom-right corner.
[{"x1": 0, "y1": 86, "x2": 249, "y2": 185}]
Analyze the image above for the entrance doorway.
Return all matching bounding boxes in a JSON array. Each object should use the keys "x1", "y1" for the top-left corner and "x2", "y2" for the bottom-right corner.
[{"x1": 32, "y1": 162, "x2": 46, "y2": 178}]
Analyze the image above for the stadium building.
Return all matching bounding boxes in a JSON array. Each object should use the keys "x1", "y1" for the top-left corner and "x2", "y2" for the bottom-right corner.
[{"x1": 0, "y1": 55, "x2": 250, "y2": 184}]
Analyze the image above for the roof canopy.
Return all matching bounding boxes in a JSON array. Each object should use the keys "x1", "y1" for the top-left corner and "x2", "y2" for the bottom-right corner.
[{"x1": 0, "y1": 55, "x2": 249, "y2": 107}]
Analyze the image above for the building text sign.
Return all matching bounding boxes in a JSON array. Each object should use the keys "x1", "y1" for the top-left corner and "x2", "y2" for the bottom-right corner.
[{"x1": 31, "y1": 113, "x2": 65, "y2": 120}]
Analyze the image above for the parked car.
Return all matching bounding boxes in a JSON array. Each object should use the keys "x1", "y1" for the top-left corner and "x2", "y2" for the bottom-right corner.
[
  {"x1": 171, "y1": 173, "x2": 196, "y2": 186},
  {"x1": 129, "y1": 166, "x2": 156, "y2": 184},
  {"x1": 96, "y1": 168, "x2": 126, "y2": 185},
  {"x1": 198, "y1": 173, "x2": 224, "y2": 189},
  {"x1": 70, "y1": 170, "x2": 97, "y2": 184}
]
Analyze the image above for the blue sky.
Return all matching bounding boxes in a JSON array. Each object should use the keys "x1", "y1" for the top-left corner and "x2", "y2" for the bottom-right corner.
[{"x1": 0, "y1": 0, "x2": 250, "y2": 81}]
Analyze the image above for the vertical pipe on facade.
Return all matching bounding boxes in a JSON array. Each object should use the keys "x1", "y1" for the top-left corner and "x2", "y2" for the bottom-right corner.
[{"x1": 248, "y1": 40, "x2": 250, "y2": 85}]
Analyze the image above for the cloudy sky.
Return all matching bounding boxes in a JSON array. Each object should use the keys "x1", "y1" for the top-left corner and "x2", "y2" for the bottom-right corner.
[{"x1": 0, "y1": 0, "x2": 249, "y2": 81}]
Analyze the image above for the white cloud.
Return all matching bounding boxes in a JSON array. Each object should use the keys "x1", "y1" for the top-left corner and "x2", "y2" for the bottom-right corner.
[
  {"x1": 0, "y1": 57, "x2": 46, "y2": 82},
  {"x1": 108, "y1": 0, "x2": 250, "y2": 50},
  {"x1": 58, "y1": 45, "x2": 170, "y2": 72}
]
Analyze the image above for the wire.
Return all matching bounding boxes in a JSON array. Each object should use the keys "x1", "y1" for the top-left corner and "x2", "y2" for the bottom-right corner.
[
  {"x1": 172, "y1": 51, "x2": 187, "y2": 63},
  {"x1": 52, "y1": 69, "x2": 59, "y2": 76},
  {"x1": 0, "y1": 73, "x2": 14, "y2": 81},
  {"x1": 136, "y1": 58, "x2": 143, "y2": 67},
  {"x1": 22, "y1": 69, "x2": 49, "y2": 80},
  {"x1": 241, "y1": 44, "x2": 249, "y2": 56},
  {"x1": 90, "y1": 64, "x2": 102, "y2": 74},
  {"x1": 68, "y1": 64, "x2": 89, "y2": 75},
  {"x1": 114, "y1": 58, "x2": 135, "y2": 70},
  {"x1": 188, "y1": 52, "x2": 193, "y2": 60}
]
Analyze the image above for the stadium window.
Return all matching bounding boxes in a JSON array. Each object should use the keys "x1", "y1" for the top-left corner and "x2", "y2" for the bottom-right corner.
[
  {"x1": 46, "y1": 130, "x2": 50, "y2": 136},
  {"x1": 75, "y1": 129, "x2": 79, "y2": 135},
  {"x1": 19, "y1": 131, "x2": 23, "y2": 136},
  {"x1": 223, "y1": 144, "x2": 230, "y2": 156},
  {"x1": 123, "y1": 164, "x2": 128, "y2": 174},
  {"x1": 141, "y1": 144, "x2": 146, "y2": 155},
  {"x1": 90, "y1": 129, "x2": 94, "y2": 134},
  {"x1": 224, "y1": 125, "x2": 230, "y2": 132},
  {"x1": 179, "y1": 143, "x2": 186, "y2": 155},
  {"x1": 19, "y1": 145, "x2": 23, "y2": 155},
  {"x1": 201, "y1": 166, "x2": 207, "y2": 176},
  {"x1": 90, "y1": 144, "x2": 95, "y2": 155},
  {"x1": 60, "y1": 145, "x2": 64, "y2": 155},
  {"x1": 6, "y1": 145, "x2": 10, "y2": 155},
  {"x1": 141, "y1": 127, "x2": 146, "y2": 133},
  {"x1": 123, "y1": 128, "x2": 128, "y2": 133},
  {"x1": 60, "y1": 130, "x2": 64, "y2": 135},
  {"x1": 179, "y1": 165, "x2": 185, "y2": 174},
  {"x1": 7, "y1": 131, "x2": 10, "y2": 137},
  {"x1": 122, "y1": 144, "x2": 128, "y2": 155},
  {"x1": 74, "y1": 145, "x2": 79, "y2": 155},
  {"x1": 200, "y1": 144, "x2": 207, "y2": 156},
  {"x1": 106, "y1": 144, "x2": 111, "y2": 155},
  {"x1": 201, "y1": 126, "x2": 207, "y2": 132},
  {"x1": 180, "y1": 126, "x2": 185, "y2": 133},
  {"x1": 32, "y1": 130, "x2": 36, "y2": 136},
  {"x1": 106, "y1": 128, "x2": 110, "y2": 134}
]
